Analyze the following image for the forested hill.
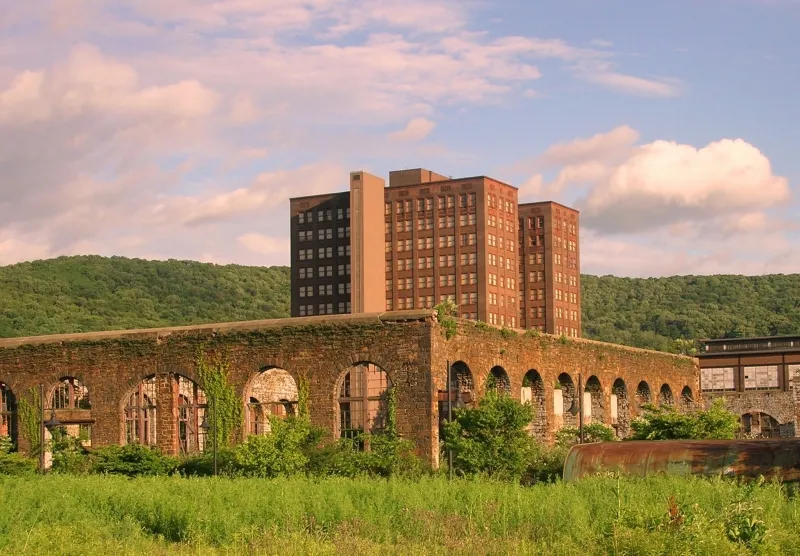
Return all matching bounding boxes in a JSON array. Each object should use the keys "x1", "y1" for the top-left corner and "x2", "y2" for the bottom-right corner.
[{"x1": 1, "y1": 256, "x2": 798, "y2": 353}]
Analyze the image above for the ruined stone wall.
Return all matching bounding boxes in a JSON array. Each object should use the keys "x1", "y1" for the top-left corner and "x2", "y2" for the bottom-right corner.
[
  {"x1": 0, "y1": 311, "x2": 704, "y2": 466},
  {"x1": 0, "y1": 311, "x2": 435, "y2": 459},
  {"x1": 429, "y1": 319, "x2": 700, "y2": 462}
]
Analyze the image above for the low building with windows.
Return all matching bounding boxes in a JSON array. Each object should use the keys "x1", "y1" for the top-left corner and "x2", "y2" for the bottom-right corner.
[{"x1": 698, "y1": 335, "x2": 800, "y2": 438}]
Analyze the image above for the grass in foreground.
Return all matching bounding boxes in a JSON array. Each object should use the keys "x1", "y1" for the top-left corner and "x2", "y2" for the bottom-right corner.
[{"x1": 0, "y1": 475, "x2": 798, "y2": 555}]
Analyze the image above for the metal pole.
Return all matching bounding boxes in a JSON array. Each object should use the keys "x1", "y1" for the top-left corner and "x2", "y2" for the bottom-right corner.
[
  {"x1": 447, "y1": 360, "x2": 453, "y2": 481},
  {"x1": 39, "y1": 383, "x2": 45, "y2": 474},
  {"x1": 212, "y1": 396, "x2": 218, "y2": 476},
  {"x1": 578, "y1": 373, "x2": 585, "y2": 444}
]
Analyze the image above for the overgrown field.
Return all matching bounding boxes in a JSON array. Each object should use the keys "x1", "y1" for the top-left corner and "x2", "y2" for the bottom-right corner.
[{"x1": 1, "y1": 475, "x2": 798, "y2": 555}]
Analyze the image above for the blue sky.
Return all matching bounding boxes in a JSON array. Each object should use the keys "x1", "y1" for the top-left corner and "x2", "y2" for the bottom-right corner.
[{"x1": 0, "y1": 0, "x2": 797, "y2": 276}]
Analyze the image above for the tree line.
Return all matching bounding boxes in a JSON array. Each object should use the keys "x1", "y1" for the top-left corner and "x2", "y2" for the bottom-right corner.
[{"x1": 1, "y1": 255, "x2": 798, "y2": 352}]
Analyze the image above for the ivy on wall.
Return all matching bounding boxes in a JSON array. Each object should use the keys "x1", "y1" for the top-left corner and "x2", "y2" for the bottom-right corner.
[
  {"x1": 17, "y1": 388, "x2": 41, "y2": 456},
  {"x1": 195, "y1": 349, "x2": 242, "y2": 448},
  {"x1": 297, "y1": 376, "x2": 310, "y2": 421},
  {"x1": 385, "y1": 386, "x2": 398, "y2": 439}
]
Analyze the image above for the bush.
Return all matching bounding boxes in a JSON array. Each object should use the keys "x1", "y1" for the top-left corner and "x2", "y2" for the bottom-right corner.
[
  {"x1": 522, "y1": 443, "x2": 568, "y2": 484},
  {"x1": 0, "y1": 451, "x2": 37, "y2": 475},
  {"x1": 233, "y1": 416, "x2": 323, "y2": 478},
  {"x1": 442, "y1": 390, "x2": 534, "y2": 481},
  {"x1": 176, "y1": 447, "x2": 237, "y2": 477},
  {"x1": 91, "y1": 444, "x2": 178, "y2": 476},
  {"x1": 555, "y1": 423, "x2": 617, "y2": 447},
  {"x1": 630, "y1": 398, "x2": 739, "y2": 440},
  {"x1": 49, "y1": 427, "x2": 92, "y2": 474}
]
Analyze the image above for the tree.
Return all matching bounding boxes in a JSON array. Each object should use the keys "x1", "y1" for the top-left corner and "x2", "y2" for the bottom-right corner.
[
  {"x1": 441, "y1": 390, "x2": 534, "y2": 480},
  {"x1": 629, "y1": 399, "x2": 740, "y2": 440}
]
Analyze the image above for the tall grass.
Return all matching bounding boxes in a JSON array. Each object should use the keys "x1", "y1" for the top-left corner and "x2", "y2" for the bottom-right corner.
[{"x1": 0, "y1": 475, "x2": 797, "y2": 555}]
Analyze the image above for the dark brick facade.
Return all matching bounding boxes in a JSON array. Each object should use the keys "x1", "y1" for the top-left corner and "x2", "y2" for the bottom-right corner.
[{"x1": 0, "y1": 311, "x2": 699, "y2": 465}]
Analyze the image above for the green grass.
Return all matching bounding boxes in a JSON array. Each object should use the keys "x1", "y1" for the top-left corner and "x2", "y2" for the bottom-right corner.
[{"x1": 1, "y1": 475, "x2": 798, "y2": 555}]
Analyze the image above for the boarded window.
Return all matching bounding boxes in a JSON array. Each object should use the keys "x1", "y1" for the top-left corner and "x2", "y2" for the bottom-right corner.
[{"x1": 701, "y1": 367, "x2": 735, "y2": 391}]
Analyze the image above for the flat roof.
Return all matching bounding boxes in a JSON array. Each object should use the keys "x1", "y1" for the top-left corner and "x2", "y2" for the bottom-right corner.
[
  {"x1": 385, "y1": 175, "x2": 517, "y2": 191},
  {"x1": 518, "y1": 200, "x2": 580, "y2": 213},
  {"x1": 700, "y1": 335, "x2": 800, "y2": 344},
  {"x1": 288, "y1": 190, "x2": 350, "y2": 203}
]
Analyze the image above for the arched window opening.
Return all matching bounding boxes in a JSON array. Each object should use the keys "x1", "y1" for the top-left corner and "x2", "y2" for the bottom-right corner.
[
  {"x1": 635, "y1": 381, "x2": 652, "y2": 407},
  {"x1": 124, "y1": 377, "x2": 157, "y2": 447},
  {"x1": 557, "y1": 373, "x2": 577, "y2": 428},
  {"x1": 521, "y1": 370, "x2": 546, "y2": 440},
  {"x1": 0, "y1": 383, "x2": 17, "y2": 445},
  {"x1": 177, "y1": 376, "x2": 207, "y2": 455},
  {"x1": 740, "y1": 412, "x2": 781, "y2": 439},
  {"x1": 659, "y1": 384, "x2": 674, "y2": 406},
  {"x1": 449, "y1": 361, "x2": 474, "y2": 405},
  {"x1": 585, "y1": 376, "x2": 604, "y2": 424},
  {"x1": 681, "y1": 386, "x2": 693, "y2": 409},
  {"x1": 123, "y1": 374, "x2": 207, "y2": 455},
  {"x1": 247, "y1": 368, "x2": 298, "y2": 436},
  {"x1": 487, "y1": 366, "x2": 511, "y2": 395},
  {"x1": 612, "y1": 379, "x2": 629, "y2": 439},
  {"x1": 50, "y1": 377, "x2": 90, "y2": 410},
  {"x1": 338, "y1": 363, "x2": 391, "y2": 442}
]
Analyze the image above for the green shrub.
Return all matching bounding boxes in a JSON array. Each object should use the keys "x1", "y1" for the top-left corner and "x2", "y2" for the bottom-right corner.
[
  {"x1": 630, "y1": 398, "x2": 739, "y2": 440},
  {"x1": 49, "y1": 427, "x2": 92, "y2": 474},
  {"x1": 442, "y1": 390, "x2": 534, "y2": 480},
  {"x1": 523, "y1": 443, "x2": 568, "y2": 484},
  {"x1": 0, "y1": 451, "x2": 37, "y2": 475},
  {"x1": 91, "y1": 444, "x2": 178, "y2": 476},
  {"x1": 232, "y1": 416, "x2": 323, "y2": 478},
  {"x1": 500, "y1": 327, "x2": 516, "y2": 339},
  {"x1": 555, "y1": 423, "x2": 617, "y2": 447},
  {"x1": 176, "y1": 448, "x2": 237, "y2": 477}
]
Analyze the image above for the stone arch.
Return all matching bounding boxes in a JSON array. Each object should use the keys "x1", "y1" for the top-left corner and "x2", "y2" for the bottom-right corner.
[
  {"x1": 521, "y1": 370, "x2": 546, "y2": 440},
  {"x1": 0, "y1": 382, "x2": 17, "y2": 446},
  {"x1": 246, "y1": 367, "x2": 299, "y2": 436},
  {"x1": 635, "y1": 381, "x2": 652, "y2": 407},
  {"x1": 740, "y1": 412, "x2": 781, "y2": 438},
  {"x1": 557, "y1": 373, "x2": 577, "y2": 428},
  {"x1": 585, "y1": 375, "x2": 604, "y2": 424},
  {"x1": 335, "y1": 362, "x2": 392, "y2": 443},
  {"x1": 122, "y1": 373, "x2": 208, "y2": 455},
  {"x1": 487, "y1": 366, "x2": 511, "y2": 395},
  {"x1": 680, "y1": 386, "x2": 694, "y2": 409},
  {"x1": 612, "y1": 378, "x2": 630, "y2": 438},
  {"x1": 48, "y1": 377, "x2": 91, "y2": 410},
  {"x1": 449, "y1": 361, "x2": 474, "y2": 406},
  {"x1": 659, "y1": 384, "x2": 674, "y2": 406}
]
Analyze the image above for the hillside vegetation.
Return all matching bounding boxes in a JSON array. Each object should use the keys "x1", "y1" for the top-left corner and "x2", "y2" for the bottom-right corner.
[{"x1": 1, "y1": 256, "x2": 798, "y2": 352}]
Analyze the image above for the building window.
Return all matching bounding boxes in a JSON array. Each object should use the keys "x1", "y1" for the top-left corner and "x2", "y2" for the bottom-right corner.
[
  {"x1": 701, "y1": 367, "x2": 736, "y2": 392},
  {"x1": 743, "y1": 366, "x2": 780, "y2": 390}
]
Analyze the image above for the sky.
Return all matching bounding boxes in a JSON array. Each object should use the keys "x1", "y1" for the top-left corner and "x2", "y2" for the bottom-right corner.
[{"x1": 0, "y1": 0, "x2": 798, "y2": 277}]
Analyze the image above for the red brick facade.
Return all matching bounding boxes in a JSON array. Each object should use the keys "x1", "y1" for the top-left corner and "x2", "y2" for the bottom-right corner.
[{"x1": 0, "y1": 311, "x2": 699, "y2": 464}]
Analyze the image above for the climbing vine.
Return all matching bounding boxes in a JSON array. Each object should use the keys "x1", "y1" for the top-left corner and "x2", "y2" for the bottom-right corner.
[
  {"x1": 195, "y1": 349, "x2": 242, "y2": 448},
  {"x1": 385, "y1": 386, "x2": 398, "y2": 439},
  {"x1": 17, "y1": 388, "x2": 41, "y2": 455},
  {"x1": 297, "y1": 376, "x2": 310, "y2": 421}
]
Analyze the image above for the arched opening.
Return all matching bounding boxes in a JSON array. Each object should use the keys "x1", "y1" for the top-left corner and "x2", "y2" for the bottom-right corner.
[
  {"x1": 246, "y1": 368, "x2": 298, "y2": 435},
  {"x1": 177, "y1": 376, "x2": 207, "y2": 455},
  {"x1": 337, "y1": 362, "x2": 391, "y2": 443},
  {"x1": 0, "y1": 383, "x2": 17, "y2": 447},
  {"x1": 47, "y1": 377, "x2": 92, "y2": 447},
  {"x1": 487, "y1": 366, "x2": 511, "y2": 395},
  {"x1": 585, "y1": 376, "x2": 604, "y2": 424},
  {"x1": 659, "y1": 384, "x2": 674, "y2": 406},
  {"x1": 123, "y1": 374, "x2": 207, "y2": 455},
  {"x1": 635, "y1": 381, "x2": 652, "y2": 407},
  {"x1": 439, "y1": 361, "x2": 474, "y2": 440},
  {"x1": 556, "y1": 373, "x2": 577, "y2": 428},
  {"x1": 521, "y1": 370, "x2": 545, "y2": 439},
  {"x1": 740, "y1": 412, "x2": 781, "y2": 439},
  {"x1": 681, "y1": 386, "x2": 693, "y2": 409},
  {"x1": 612, "y1": 379, "x2": 629, "y2": 439}
]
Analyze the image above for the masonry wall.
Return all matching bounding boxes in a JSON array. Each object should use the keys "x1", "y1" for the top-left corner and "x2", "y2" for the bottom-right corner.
[
  {"x1": 428, "y1": 319, "x2": 699, "y2": 466},
  {"x1": 0, "y1": 311, "x2": 702, "y2": 466}
]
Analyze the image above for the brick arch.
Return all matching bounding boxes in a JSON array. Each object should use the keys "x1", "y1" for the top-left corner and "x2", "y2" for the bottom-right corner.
[
  {"x1": 45, "y1": 375, "x2": 91, "y2": 410},
  {"x1": 332, "y1": 359, "x2": 393, "y2": 440},
  {"x1": 659, "y1": 383, "x2": 675, "y2": 406},
  {"x1": 243, "y1": 365, "x2": 301, "y2": 437},
  {"x1": 680, "y1": 385, "x2": 694, "y2": 408},
  {"x1": 585, "y1": 375, "x2": 604, "y2": 424},
  {"x1": 487, "y1": 365, "x2": 511, "y2": 395}
]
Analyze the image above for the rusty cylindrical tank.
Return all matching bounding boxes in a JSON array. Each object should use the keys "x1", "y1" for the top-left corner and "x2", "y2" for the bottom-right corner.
[{"x1": 563, "y1": 439, "x2": 800, "y2": 483}]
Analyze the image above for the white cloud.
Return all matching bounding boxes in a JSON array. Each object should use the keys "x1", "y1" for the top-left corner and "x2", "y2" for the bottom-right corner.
[{"x1": 389, "y1": 117, "x2": 436, "y2": 141}]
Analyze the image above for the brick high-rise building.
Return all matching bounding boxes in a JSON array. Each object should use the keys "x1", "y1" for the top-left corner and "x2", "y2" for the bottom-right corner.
[
  {"x1": 518, "y1": 202, "x2": 581, "y2": 337},
  {"x1": 289, "y1": 168, "x2": 580, "y2": 336}
]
